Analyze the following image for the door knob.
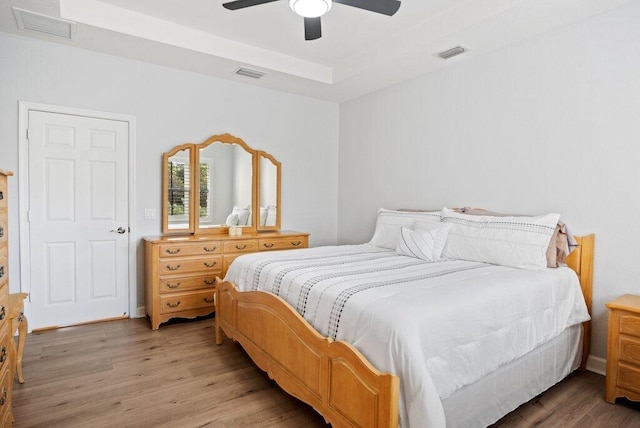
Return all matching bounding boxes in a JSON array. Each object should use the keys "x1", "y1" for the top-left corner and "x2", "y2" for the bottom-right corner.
[{"x1": 110, "y1": 227, "x2": 127, "y2": 234}]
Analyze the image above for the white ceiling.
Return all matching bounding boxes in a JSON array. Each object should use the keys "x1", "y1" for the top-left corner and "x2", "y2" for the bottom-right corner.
[{"x1": 0, "y1": 0, "x2": 634, "y2": 102}]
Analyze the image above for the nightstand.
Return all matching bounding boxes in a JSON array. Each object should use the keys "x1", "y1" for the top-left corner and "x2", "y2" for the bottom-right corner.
[{"x1": 605, "y1": 294, "x2": 640, "y2": 403}]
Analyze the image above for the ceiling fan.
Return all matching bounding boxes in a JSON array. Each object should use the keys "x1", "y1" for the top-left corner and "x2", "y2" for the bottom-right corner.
[{"x1": 222, "y1": 0, "x2": 401, "y2": 41}]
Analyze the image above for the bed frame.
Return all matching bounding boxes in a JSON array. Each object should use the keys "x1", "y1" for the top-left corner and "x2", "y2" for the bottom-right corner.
[{"x1": 214, "y1": 234, "x2": 594, "y2": 427}]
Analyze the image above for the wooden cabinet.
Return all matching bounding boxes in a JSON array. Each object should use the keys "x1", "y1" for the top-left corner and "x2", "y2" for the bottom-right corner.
[
  {"x1": 0, "y1": 169, "x2": 13, "y2": 424},
  {"x1": 144, "y1": 231, "x2": 309, "y2": 329},
  {"x1": 605, "y1": 294, "x2": 640, "y2": 403}
]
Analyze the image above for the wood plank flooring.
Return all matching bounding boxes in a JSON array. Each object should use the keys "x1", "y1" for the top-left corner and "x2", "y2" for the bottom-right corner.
[{"x1": 11, "y1": 317, "x2": 640, "y2": 427}]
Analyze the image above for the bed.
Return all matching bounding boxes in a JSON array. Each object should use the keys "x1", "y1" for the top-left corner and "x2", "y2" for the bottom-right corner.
[{"x1": 214, "y1": 208, "x2": 594, "y2": 428}]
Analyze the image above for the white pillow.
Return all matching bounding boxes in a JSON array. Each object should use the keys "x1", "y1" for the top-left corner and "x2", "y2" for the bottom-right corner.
[
  {"x1": 265, "y1": 205, "x2": 277, "y2": 227},
  {"x1": 441, "y1": 207, "x2": 560, "y2": 270},
  {"x1": 225, "y1": 213, "x2": 239, "y2": 226},
  {"x1": 231, "y1": 205, "x2": 250, "y2": 225},
  {"x1": 369, "y1": 208, "x2": 441, "y2": 249},
  {"x1": 395, "y1": 222, "x2": 453, "y2": 261},
  {"x1": 259, "y1": 207, "x2": 268, "y2": 226}
]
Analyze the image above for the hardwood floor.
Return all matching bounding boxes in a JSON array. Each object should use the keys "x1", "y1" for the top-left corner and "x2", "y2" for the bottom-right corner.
[{"x1": 11, "y1": 317, "x2": 640, "y2": 427}]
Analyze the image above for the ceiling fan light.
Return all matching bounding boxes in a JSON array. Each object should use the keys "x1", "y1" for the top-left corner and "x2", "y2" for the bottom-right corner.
[{"x1": 289, "y1": 0, "x2": 332, "y2": 18}]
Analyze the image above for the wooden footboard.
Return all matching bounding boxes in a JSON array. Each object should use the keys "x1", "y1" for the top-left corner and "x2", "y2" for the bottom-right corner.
[{"x1": 215, "y1": 280, "x2": 399, "y2": 428}]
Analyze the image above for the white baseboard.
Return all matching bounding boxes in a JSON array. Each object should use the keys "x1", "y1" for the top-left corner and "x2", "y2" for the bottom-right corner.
[
  {"x1": 586, "y1": 354, "x2": 606, "y2": 376},
  {"x1": 134, "y1": 306, "x2": 146, "y2": 318}
]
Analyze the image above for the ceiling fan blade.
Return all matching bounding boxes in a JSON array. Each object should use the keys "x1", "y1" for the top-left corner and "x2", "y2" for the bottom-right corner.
[
  {"x1": 334, "y1": 0, "x2": 401, "y2": 16},
  {"x1": 223, "y1": 0, "x2": 280, "y2": 11},
  {"x1": 304, "y1": 17, "x2": 322, "y2": 41}
]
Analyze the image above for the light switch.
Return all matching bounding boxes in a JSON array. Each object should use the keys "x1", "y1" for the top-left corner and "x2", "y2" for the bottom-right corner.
[{"x1": 144, "y1": 208, "x2": 157, "y2": 220}]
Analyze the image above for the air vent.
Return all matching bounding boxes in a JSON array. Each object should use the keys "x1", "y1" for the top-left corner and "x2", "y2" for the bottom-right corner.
[
  {"x1": 235, "y1": 67, "x2": 266, "y2": 79},
  {"x1": 436, "y1": 46, "x2": 468, "y2": 60},
  {"x1": 13, "y1": 7, "x2": 76, "y2": 40}
]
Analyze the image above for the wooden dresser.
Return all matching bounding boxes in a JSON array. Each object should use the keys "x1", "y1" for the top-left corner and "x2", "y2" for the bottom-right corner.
[
  {"x1": 0, "y1": 169, "x2": 14, "y2": 425},
  {"x1": 605, "y1": 294, "x2": 640, "y2": 403},
  {"x1": 144, "y1": 231, "x2": 309, "y2": 329}
]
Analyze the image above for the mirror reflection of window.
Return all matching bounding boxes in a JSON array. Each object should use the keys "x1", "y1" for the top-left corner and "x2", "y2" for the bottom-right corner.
[
  {"x1": 199, "y1": 143, "x2": 253, "y2": 228},
  {"x1": 167, "y1": 153, "x2": 190, "y2": 229}
]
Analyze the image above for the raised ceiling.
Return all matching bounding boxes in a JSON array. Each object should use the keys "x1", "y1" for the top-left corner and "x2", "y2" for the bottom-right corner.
[{"x1": 0, "y1": 0, "x2": 634, "y2": 101}]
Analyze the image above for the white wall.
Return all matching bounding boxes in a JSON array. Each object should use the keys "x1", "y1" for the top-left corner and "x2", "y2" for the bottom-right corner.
[
  {"x1": 338, "y1": 1, "x2": 640, "y2": 361},
  {"x1": 0, "y1": 32, "x2": 339, "y2": 314}
]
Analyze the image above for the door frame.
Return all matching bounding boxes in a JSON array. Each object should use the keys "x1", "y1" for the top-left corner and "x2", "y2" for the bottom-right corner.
[{"x1": 18, "y1": 101, "x2": 138, "y2": 327}]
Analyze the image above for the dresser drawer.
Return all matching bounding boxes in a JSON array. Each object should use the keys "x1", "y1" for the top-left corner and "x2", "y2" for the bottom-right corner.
[
  {"x1": 160, "y1": 290, "x2": 215, "y2": 314},
  {"x1": 0, "y1": 358, "x2": 10, "y2": 414},
  {"x1": 159, "y1": 256, "x2": 222, "y2": 275},
  {"x1": 224, "y1": 240, "x2": 259, "y2": 254},
  {"x1": 159, "y1": 275, "x2": 217, "y2": 293},
  {"x1": 617, "y1": 361, "x2": 640, "y2": 394},
  {"x1": 0, "y1": 216, "x2": 6, "y2": 247},
  {"x1": 259, "y1": 236, "x2": 306, "y2": 251},
  {"x1": 0, "y1": 178, "x2": 7, "y2": 212},
  {"x1": 0, "y1": 293, "x2": 7, "y2": 329},
  {"x1": 0, "y1": 324, "x2": 8, "y2": 374},
  {"x1": 0, "y1": 250, "x2": 6, "y2": 288},
  {"x1": 620, "y1": 335, "x2": 640, "y2": 366},
  {"x1": 158, "y1": 242, "x2": 221, "y2": 257},
  {"x1": 620, "y1": 315, "x2": 640, "y2": 338}
]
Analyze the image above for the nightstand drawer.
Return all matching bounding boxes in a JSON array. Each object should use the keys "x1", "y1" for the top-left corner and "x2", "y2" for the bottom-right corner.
[
  {"x1": 620, "y1": 335, "x2": 640, "y2": 366},
  {"x1": 160, "y1": 290, "x2": 215, "y2": 314},
  {"x1": 159, "y1": 242, "x2": 221, "y2": 257},
  {"x1": 621, "y1": 315, "x2": 640, "y2": 338},
  {"x1": 618, "y1": 362, "x2": 640, "y2": 395},
  {"x1": 159, "y1": 256, "x2": 222, "y2": 275},
  {"x1": 0, "y1": 323, "x2": 8, "y2": 373}
]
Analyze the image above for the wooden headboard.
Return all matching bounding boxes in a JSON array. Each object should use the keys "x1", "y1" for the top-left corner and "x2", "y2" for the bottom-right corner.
[{"x1": 564, "y1": 234, "x2": 595, "y2": 369}]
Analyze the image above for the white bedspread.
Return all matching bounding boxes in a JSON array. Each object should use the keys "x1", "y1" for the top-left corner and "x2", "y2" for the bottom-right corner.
[{"x1": 225, "y1": 245, "x2": 590, "y2": 428}]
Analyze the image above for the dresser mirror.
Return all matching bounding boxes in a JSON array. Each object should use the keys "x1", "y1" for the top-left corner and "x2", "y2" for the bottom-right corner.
[
  {"x1": 162, "y1": 143, "x2": 195, "y2": 234},
  {"x1": 257, "y1": 152, "x2": 281, "y2": 231},
  {"x1": 195, "y1": 136, "x2": 255, "y2": 232},
  {"x1": 162, "y1": 133, "x2": 281, "y2": 235}
]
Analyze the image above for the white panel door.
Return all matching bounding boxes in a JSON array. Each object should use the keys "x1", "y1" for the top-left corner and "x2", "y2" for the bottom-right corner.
[{"x1": 28, "y1": 111, "x2": 129, "y2": 329}]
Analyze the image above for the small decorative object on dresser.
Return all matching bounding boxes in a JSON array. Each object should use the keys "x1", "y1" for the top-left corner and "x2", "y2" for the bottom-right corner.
[
  {"x1": 145, "y1": 134, "x2": 309, "y2": 329},
  {"x1": 605, "y1": 294, "x2": 640, "y2": 403},
  {"x1": 0, "y1": 169, "x2": 15, "y2": 426}
]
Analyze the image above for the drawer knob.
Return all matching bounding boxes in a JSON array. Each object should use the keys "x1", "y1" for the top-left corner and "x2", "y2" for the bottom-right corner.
[
  {"x1": 203, "y1": 279, "x2": 215, "y2": 285},
  {"x1": 204, "y1": 261, "x2": 217, "y2": 268},
  {"x1": 0, "y1": 191, "x2": 3, "y2": 201},
  {"x1": 166, "y1": 301, "x2": 181, "y2": 308},
  {"x1": 166, "y1": 282, "x2": 181, "y2": 289},
  {"x1": 0, "y1": 265, "x2": 4, "y2": 279},
  {"x1": 204, "y1": 246, "x2": 217, "y2": 252},
  {"x1": 235, "y1": 244, "x2": 247, "y2": 250},
  {"x1": 0, "y1": 306, "x2": 4, "y2": 320},
  {"x1": 203, "y1": 297, "x2": 214, "y2": 303},
  {"x1": 292, "y1": 241, "x2": 302, "y2": 246},
  {"x1": 165, "y1": 248, "x2": 181, "y2": 254},
  {"x1": 263, "y1": 243, "x2": 274, "y2": 248},
  {"x1": 0, "y1": 387, "x2": 6, "y2": 406},
  {"x1": 0, "y1": 346, "x2": 6, "y2": 363},
  {"x1": 166, "y1": 264, "x2": 181, "y2": 271},
  {"x1": 0, "y1": 226, "x2": 3, "y2": 238}
]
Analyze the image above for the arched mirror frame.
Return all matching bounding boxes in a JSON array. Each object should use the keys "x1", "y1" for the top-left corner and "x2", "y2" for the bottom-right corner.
[
  {"x1": 256, "y1": 151, "x2": 281, "y2": 232},
  {"x1": 162, "y1": 143, "x2": 195, "y2": 235},
  {"x1": 194, "y1": 134, "x2": 258, "y2": 235},
  {"x1": 162, "y1": 133, "x2": 283, "y2": 235}
]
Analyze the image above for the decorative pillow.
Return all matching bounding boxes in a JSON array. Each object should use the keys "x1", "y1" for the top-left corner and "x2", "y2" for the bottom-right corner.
[
  {"x1": 395, "y1": 222, "x2": 453, "y2": 261},
  {"x1": 441, "y1": 207, "x2": 560, "y2": 270},
  {"x1": 225, "y1": 213, "x2": 239, "y2": 226},
  {"x1": 231, "y1": 205, "x2": 250, "y2": 226},
  {"x1": 265, "y1": 205, "x2": 277, "y2": 227},
  {"x1": 259, "y1": 207, "x2": 268, "y2": 226},
  {"x1": 456, "y1": 207, "x2": 573, "y2": 268},
  {"x1": 369, "y1": 208, "x2": 441, "y2": 249}
]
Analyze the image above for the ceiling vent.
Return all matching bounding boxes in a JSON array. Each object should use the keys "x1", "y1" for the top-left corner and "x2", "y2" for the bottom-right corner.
[
  {"x1": 235, "y1": 67, "x2": 266, "y2": 79},
  {"x1": 13, "y1": 8, "x2": 76, "y2": 40},
  {"x1": 436, "y1": 46, "x2": 468, "y2": 60}
]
